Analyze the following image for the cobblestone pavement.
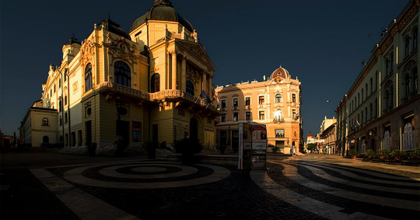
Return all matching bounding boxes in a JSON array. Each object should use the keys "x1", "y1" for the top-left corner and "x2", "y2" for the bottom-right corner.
[{"x1": 1, "y1": 152, "x2": 420, "y2": 219}]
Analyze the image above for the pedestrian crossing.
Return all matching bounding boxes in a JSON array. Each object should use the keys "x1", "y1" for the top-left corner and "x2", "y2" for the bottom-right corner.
[{"x1": 251, "y1": 158, "x2": 420, "y2": 220}]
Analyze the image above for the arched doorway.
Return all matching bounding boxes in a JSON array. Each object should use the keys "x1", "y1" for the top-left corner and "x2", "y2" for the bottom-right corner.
[
  {"x1": 43, "y1": 136, "x2": 49, "y2": 143},
  {"x1": 190, "y1": 118, "x2": 198, "y2": 140}
]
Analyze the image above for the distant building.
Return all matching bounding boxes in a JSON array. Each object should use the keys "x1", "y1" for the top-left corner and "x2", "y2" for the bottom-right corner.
[
  {"x1": 319, "y1": 116, "x2": 337, "y2": 155},
  {"x1": 20, "y1": 0, "x2": 218, "y2": 150},
  {"x1": 215, "y1": 66, "x2": 302, "y2": 154},
  {"x1": 336, "y1": 0, "x2": 419, "y2": 156},
  {"x1": 20, "y1": 100, "x2": 58, "y2": 147}
]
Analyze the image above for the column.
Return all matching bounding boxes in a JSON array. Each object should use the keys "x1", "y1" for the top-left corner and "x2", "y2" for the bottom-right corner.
[
  {"x1": 202, "y1": 71, "x2": 207, "y2": 94},
  {"x1": 181, "y1": 56, "x2": 186, "y2": 91},
  {"x1": 172, "y1": 52, "x2": 177, "y2": 90}
]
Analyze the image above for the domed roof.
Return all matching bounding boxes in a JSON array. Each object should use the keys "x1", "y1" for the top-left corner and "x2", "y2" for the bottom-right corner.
[
  {"x1": 67, "y1": 34, "x2": 80, "y2": 45},
  {"x1": 100, "y1": 16, "x2": 131, "y2": 40},
  {"x1": 270, "y1": 66, "x2": 290, "y2": 80},
  {"x1": 130, "y1": 0, "x2": 194, "y2": 32}
]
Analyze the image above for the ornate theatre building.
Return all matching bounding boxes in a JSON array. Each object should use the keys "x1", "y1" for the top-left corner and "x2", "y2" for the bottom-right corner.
[{"x1": 20, "y1": 0, "x2": 218, "y2": 149}]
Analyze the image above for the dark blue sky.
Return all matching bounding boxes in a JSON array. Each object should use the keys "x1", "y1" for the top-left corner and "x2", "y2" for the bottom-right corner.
[{"x1": 0, "y1": 0, "x2": 409, "y2": 138}]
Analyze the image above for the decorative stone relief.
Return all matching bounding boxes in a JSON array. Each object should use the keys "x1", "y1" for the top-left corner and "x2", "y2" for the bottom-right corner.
[
  {"x1": 103, "y1": 33, "x2": 144, "y2": 65},
  {"x1": 80, "y1": 38, "x2": 96, "y2": 66},
  {"x1": 186, "y1": 64, "x2": 201, "y2": 84}
]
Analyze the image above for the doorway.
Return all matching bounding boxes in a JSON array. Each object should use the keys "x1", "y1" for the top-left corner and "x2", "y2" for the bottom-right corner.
[
  {"x1": 85, "y1": 121, "x2": 92, "y2": 145},
  {"x1": 117, "y1": 120, "x2": 129, "y2": 145},
  {"x1": 190, "y1": 118, "x2": 198, "y2": 140},
  {"x1": 232, "y1": 130, "x2": 239, "y2": 153}
]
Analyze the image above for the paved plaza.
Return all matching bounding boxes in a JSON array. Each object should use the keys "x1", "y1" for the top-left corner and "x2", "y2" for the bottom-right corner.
[{"x1": 1, "y1": 152, "x2": 419, "y2": 219}]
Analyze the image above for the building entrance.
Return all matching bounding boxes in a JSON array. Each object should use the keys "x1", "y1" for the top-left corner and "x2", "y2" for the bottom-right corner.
[
  {"x1": 117, "y1": 120, "x2": 129, "y2": 145},
  {"x1": 190, "y1": 118, "x2": 198, "y2": 140}
]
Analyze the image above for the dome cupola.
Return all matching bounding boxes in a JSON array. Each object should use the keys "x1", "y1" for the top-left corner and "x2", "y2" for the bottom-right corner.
[
  {"x1": 66, "y1": 34, "x2": 81, "y2": 45},
  {"x1": 100, "y1": 15, "x2": 131, "y2": 40},
  {"x1": 130, "y1": 0, "x2": 194, "y2": 32},
  {"x1": 270, "y1": 66, "x2": 290, "y2": 80}
]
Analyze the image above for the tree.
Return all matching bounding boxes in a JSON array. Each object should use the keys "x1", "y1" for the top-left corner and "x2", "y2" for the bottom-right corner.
[{"x1": 307, "y1": 143, "x2": 317, "y2": 151}]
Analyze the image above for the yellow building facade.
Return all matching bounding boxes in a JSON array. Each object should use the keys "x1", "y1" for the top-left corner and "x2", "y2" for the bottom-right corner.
[
  {"x1": 23, "y1": 0, "x2": 218, "y2": 150},
  {"x1": 215, "y1": 67, "x2": 302, "y2": 154}
]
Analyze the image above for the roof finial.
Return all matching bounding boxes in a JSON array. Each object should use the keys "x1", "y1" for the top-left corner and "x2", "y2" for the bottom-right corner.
[{"x1": 153, "y1": 0, "x2": 173, "y2": 7}]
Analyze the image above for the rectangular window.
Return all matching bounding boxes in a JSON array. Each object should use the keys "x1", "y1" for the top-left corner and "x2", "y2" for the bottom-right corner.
[
  {"x1": 259, "y1": 111, "x2": 265, "y2": 120},
  {"x1": 65, "y1": 112, "x2": 68, "y2": 123},
  {"x1": 259, "y1": 96, "x2": 264, "y2": 104},
  {"x1": 233, "y1": 98, "x2": 238, "y2": 107},
  {"x1": 42, "y1": 118, "x2": 49, "y2": 126},
  {"x1": 275, "y1": 129, "x2": 285, "y2": 138},
  {"x1": 245, "y1": 97, "x2": 250, "y2": 106},
  {"x1": 292, "y1": 94, "x2": 296, "y2": 103},
  {"x1": 221, "y1": 100, "x2": 226, "y2": 108},
  {"x1": 221, "y1": 114, "x2": 226, "y2": 122},
  {"x1": 233, "y1": 112, "x2": 238, "y2": 122},
  {"x1": 246, "y1": 112, "x2": 251, "y2": 121}
]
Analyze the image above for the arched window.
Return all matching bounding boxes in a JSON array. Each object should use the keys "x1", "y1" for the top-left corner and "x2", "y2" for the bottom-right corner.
[
  {"x1": 390, "y1": 52, "x2": 394, "y2": 73},
  {"x1": 370, "y1": 77, "x2": 373, "y2": 93},
  {"x1": 275, "y1": 94, "x2": 282, "y2": 103},
  {"x1": 413, "y1": 27, "x2": 418, "y2": 49},
  {"x1": 151, "y1": 73, "x2": 160, "y2": 92},
  {"x1": 85, "y1": 63, "x2": 92, "y2": 92},
  {"x1": 365, "y1": 107, "x2": 367, "y2": 123},
  {"x1": 405, "y1": 37, "x2": 410, "y2": 57},
  {"x1": 361, "y1": 89, "x2": 364, "y2": 102},
  {"x1": 365, "y1": 83, "x2": 368, "y2": 98},
  {"x1": 114, "y1": 61, "x2": 131, "y2": 87},
  {"x1": 413, "y1": 68, "x2": 418, "y2": 93},
  {"x1": 186, "y1": 80, "x2": 194, "y2": 96},
  {"x1": 405, "y1": 73, "x2": 411, "y2": 98},
  {"x1": 385, "y1": 59, "x2": 389, "y2": 75}
]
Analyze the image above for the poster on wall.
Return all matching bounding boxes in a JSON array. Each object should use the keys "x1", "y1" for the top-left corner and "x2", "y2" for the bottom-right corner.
[
  {"x1": 252, "y1": 125, "x2": 267, "y2": 149},
  {"x1": 132, "y1": 121, "x2": 141, "y2": 142}
]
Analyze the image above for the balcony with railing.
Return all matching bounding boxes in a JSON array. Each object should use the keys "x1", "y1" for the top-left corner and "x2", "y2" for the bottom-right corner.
[{"x1": 89, "y1": 82, "x2": 217, "y2": 111}]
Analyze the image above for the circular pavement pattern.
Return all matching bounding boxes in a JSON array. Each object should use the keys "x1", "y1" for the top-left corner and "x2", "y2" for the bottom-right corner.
[{"x1": 63, "y1": 161, "x2": 231, "y2": 189}]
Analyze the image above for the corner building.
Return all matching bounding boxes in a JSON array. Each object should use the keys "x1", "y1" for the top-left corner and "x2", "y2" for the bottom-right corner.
[
  {"x1": 23, "y1": 0, "x2": 218, "y2": 148},
  {"x1": 215, "y1": 67, "x2": 302, "y2": 154},
  {"x1": 336, "y1": 0, "x2": 419, "y2": 156}
]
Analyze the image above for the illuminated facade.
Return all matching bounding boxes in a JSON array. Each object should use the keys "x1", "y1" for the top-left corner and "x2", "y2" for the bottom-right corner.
[
  {"x1": 336, "y1": 0, "x2": 419, "y2": 156},
  {"x1": 215, "y1": 67, "x2": 302, "y2": 154},
  {"x1": 319, "y1": 116, "x2": 337, "y2": 155},
  {"x1": 20, "y1": 0, "x2": 218, "y2": 149}
]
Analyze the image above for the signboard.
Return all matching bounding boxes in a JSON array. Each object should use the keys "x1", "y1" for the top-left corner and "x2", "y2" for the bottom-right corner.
[
  {"x1": 238, "y1": 122, "x2": 267, "y2": 170},
  {"x1": 132, "y1": 121, "x2": 142, "y2": 142}
]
